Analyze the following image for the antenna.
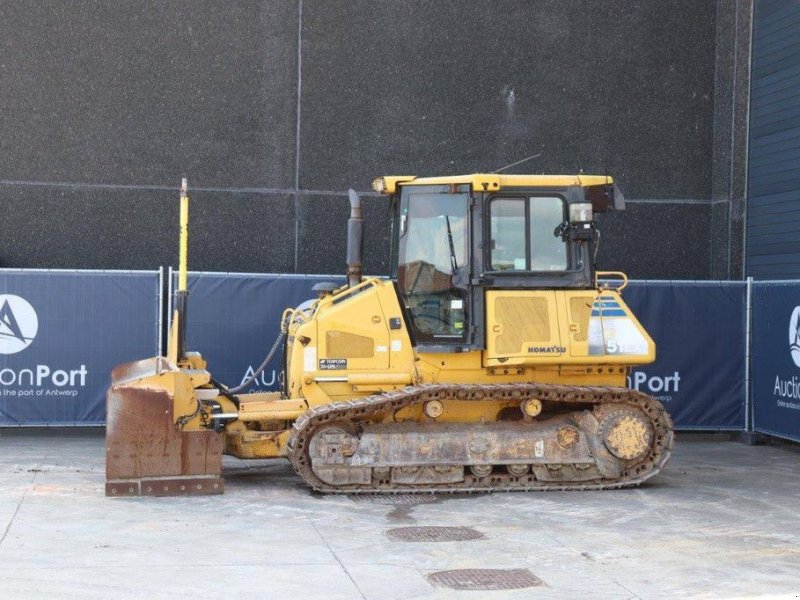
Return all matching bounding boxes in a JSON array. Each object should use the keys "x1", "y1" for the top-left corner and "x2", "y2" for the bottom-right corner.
[{"x1": 491, "y1": 153, "x2": 542, "y2": 174}]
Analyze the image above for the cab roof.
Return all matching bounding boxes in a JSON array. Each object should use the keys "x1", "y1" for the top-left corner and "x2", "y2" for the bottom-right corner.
[{"x1": 374, "y1": 173, "x2": 614, "y2": 194}]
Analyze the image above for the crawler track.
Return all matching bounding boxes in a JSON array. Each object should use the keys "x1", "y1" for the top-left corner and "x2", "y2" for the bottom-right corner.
[{"x1": 286, "y1": 383, "x2": 673, "y2": 494}]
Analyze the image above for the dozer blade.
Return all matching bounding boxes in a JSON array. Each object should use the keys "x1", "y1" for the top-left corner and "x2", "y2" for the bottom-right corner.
[{"x1": 105, "y1": 357, "x2": 224, "y2": 497}]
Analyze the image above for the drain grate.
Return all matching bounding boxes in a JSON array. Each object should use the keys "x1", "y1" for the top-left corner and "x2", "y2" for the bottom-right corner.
[
  {"x1": 427, "y1": 568, "x2": 543, "y2": 591},
  {"x1": 350, "y1": 494, "x2": 438, "y2": 506},
  {"x1": 387, "y1": 526, "x2": 484, "y2": 542}
]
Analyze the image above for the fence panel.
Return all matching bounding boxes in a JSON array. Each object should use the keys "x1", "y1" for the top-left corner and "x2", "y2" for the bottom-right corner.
[
  {"x1": 750, "y1": 281, "x2": 800, "y2": 442},
  {"x1": 0, "y1": 269, "x2": 764, "y2": 431},
  {"x1": 176, "y1": 272, "x2": 345, "y2": 393},
  {"x1": 0, "y1": 269, "x2": 161, "y2": 426},
  {"x1": 623, "y1": 281, "x2": 747, "y2": 430}
]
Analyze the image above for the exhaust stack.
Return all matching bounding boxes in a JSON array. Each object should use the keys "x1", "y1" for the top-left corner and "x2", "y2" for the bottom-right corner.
[{"x1": 347, "y1": 188, "x2": 364, "y2": 287}]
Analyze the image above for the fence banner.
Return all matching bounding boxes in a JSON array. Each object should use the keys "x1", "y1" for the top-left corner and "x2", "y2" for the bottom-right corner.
[
  {"x1": 0, "y1": 269, "x2": 759, "y2": 430},
  {"x1": 176, "y1": 272, "x2": 345, "y2": 394},
  {"x1": 750, "y1": 282, "x2": 800, "y2": 442},
  {"x1": 622, "y1": 281, "x2": 747, "y2": 430},
  {"x1": 0, "y1": 270, "x2": 160, "y2": 426}
]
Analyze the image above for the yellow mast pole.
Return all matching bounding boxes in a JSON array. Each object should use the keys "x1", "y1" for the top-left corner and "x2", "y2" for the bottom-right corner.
[
  {"x1": 178, "y1": 177, "x2": 189, "y2": 293},
  {"x1": 168, "y1": 178, "x2": 190, "y2": 363}
]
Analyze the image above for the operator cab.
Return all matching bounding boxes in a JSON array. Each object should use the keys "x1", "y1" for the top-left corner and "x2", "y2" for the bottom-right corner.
[{"x1": 376, "y1": 174, "x2": 625, "y2": 353}]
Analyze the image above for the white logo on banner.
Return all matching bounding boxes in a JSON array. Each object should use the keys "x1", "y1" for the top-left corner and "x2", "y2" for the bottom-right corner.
[
  {"x1": 790, "y1": 307, "x2": 800, "y2": 368},
  {"x1": 774, "y1": 307, "x2": 800, "y2": 406},
  {"x1": 0, "y1": 295, "x2": 38, "y2": 355}
]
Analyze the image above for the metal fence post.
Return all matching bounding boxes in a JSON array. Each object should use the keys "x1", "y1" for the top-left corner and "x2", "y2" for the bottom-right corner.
[
  {"x1": 157, "y1": 266, "x2": 164, "y2": 356},
  {"x1": 167, "y1": 266, "x2": 173, "y2": 330},
  {"x1": 745, "y1": 276, "x2": 753, "y2": 432}
]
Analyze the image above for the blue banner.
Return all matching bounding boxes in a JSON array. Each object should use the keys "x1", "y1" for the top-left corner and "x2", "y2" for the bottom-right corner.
[
  {"x1": 0, "y1": 270, "x2": 161, "y2": 425},
  {"x1": 622, "y1": 282, "x2": 747, "y2": 430},
  {"x1": 0, "y1": 269, "x2": 763, "y2": 431},
  {"x1": 177, "y1": 272, "x2": 345, "y2": 393},
  {"x1": 751, "y1": 282, "x2": 800, "y2": 442}
]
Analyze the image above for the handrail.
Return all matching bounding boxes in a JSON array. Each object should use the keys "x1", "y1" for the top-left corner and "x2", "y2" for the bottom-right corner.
[{"x1": 595, "y1": 270, "x2": 629, "y2": 291}]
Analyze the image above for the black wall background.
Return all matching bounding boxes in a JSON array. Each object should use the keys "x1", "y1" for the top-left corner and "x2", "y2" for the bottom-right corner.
[{"x1": 0, "y1": 1, "x2": 752, "y2": 279}]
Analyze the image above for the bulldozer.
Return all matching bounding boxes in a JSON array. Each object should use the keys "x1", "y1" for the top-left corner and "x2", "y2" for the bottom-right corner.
[{"x1": 105, "y1": 174, "x2": 673, "y2": 496}]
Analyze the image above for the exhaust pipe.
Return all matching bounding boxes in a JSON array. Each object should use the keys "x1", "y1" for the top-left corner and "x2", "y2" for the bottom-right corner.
[{"x1": 347, "y1": 189, "x2": 363, "y2": 287}]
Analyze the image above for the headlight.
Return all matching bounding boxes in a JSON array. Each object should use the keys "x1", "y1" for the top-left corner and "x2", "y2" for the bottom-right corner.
[
  {"x1": 569, "y1": 203, "x2": 593, "y2": 223},
  {"x1": 372, "y1": 177, "x2": 386, "y2": 193}
]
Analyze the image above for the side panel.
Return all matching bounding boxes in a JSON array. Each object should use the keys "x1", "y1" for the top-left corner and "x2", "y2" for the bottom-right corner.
[
  {"x1": 292, "y1": 280, "x2": 416, "y2": 404},
  {"x1": 317, "y1": 286, "x2": 390, "y2": 372},
  {"x1": 585, "y1": 292, "x2": 654, "y2": 361},
  {"x1": 485, "y1": 290, "x2": 564, "y2": 364},
  {"x1": 484, "y1": 289, "x2": 654, "y2": 367}
]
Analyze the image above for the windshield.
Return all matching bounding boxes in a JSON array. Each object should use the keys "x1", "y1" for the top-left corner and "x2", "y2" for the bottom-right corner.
[{"x1": 397, "y1": 191, "x2": 469, "y2": 343}]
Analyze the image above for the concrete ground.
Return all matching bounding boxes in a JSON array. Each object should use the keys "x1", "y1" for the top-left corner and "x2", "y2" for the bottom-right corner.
[{"x1": 0, "y1": 431, "x2": 798, "y2": 600}]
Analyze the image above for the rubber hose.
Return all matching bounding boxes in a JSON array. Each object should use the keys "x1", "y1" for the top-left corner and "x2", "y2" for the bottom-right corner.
[{"x1": 226, "y1": 329, "x2": 286, "y2": 394}]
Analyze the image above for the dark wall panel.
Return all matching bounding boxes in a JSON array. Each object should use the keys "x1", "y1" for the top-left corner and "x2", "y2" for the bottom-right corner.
[
  {"x1": 596, "y1": 203, "x2": 712, "y2": 280},
  {"x1": 0, "y1": 185, "x2": 175, "y2": 269},
  {"x1": 0, "y1": 1, "x2": 298, "y2": 189},
  {"x1": 297, "y1": 194, "x2": 393, "y2": 276},
  {"x1": 0, "y1": 1, "x2": 727, "y2": 279},
  {"x1": 189, "y1": 191, "x2": 296, "y2": 273},
  {"x1": 300, "y1": 0, "x2": 716, "y2": 199},
  {"x1": 710, "y1": 200, "x2": 731, "y2": 277},
  {"x1": 0, "y1": 185, "x2": 296, "y2": 273}
]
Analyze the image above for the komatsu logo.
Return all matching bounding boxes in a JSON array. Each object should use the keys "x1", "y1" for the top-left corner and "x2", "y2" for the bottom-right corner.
[
  {"x1": 0, "y1": 295, "x2": 38, "y2": 355},
  {"x1": 790, "y1": 307, "x2": 800, "y2": 368}
]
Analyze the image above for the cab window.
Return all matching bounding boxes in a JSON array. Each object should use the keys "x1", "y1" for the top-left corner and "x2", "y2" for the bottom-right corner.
[
  {"x1": 397, "y1": 191, "x2": 469, "y2": 343},
  {"x1": 490, "y1": 197, "x2": 567, "y2": 271}
]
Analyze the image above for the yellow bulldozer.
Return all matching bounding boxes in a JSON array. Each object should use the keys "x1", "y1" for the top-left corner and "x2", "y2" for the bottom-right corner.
[{"x1": 105, "y1": 173, "x2": 673, "y2": 496}]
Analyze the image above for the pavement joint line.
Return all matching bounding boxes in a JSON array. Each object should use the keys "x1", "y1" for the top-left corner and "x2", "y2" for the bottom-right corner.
[
  {"x1": 0, "y1": 466, "x2": 40, "y2": 548},
  {"x1": 308, "y1": 517, "x2": 367, "y2": 600},
  {"x1": 0, "y1": 493, "x2": 25, "y2": 548},
  {"x1": 613, "y1": 580, "x2": 643, "y2": 600}
]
